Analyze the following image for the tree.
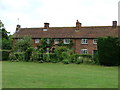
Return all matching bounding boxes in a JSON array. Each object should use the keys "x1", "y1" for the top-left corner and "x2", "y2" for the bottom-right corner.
[
  {"x1": 14, "y1": 36, "x2": 33, "y2": 52},
  {"x1": 0, "y1": 20, "x2": 12, "y2": 50},
  {"x1": 97, "y1": 36, "x2": 120, "y2": 66}
]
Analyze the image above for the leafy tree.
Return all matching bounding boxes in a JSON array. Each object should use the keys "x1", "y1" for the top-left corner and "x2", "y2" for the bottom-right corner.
[
  {"x1": 97, "y1": 36, "x2": 120, "y2": 66},
  {"x1": 14, "y1": 36, "x2": 33, "y2": 52},
  {"x1": 0, "y1": 20, "x2": 12, "y2": 50}
]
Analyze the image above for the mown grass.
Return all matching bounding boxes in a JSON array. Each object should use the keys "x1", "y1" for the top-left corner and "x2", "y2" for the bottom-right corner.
[{"x1": 2, "y1": 61, "x2": 118, "y2": 88}]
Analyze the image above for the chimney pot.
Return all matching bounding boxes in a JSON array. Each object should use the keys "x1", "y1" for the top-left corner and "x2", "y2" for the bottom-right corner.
[
  {"x1": 44, "y1": 23, "x2": 49, "y2": 29},
  {"x1": 16, "y1": 24, "x2": 21, "y2": 31},
  {"x1": 112, "y1": 21, "x2": 117, "y2": 29},
  {"x1": 76, "y1": 20, "x2": 81, "y2": 30}
]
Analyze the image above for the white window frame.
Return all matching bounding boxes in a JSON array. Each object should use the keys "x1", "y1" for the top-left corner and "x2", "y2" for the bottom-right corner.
[
  {"x1": 43, "y1": 29, "x2": 48, "y2": 31},
  {"x1": 81, "y1": 39, "x2": 88, "y2": 44},
  {"x1": 46, "y1": 39, "x2": 50, "y2": 44},
  {"x1": 54, "y1": 39, "x2": 59, "y2": 44},
  {"x1": 93, "y1": 39, "x2": 97, "y2": 44},
  {"x1": 64, "y1": 39, "x2": 70, "y2": 44},
  {"x1": 81, "y1": 49, "x2": 88, "y2": 54},
  {"x1": 35, "y1": 39, "x2": 40, "y2": 44}
]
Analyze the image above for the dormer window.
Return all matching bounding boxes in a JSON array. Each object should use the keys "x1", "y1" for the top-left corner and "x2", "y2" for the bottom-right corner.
[
  {"x1": 43, "y1": 29, "x2": 48, "y2": 31},
  {"x1": 64, "y1": 39, "x2": 70, "y2": 44},
  {"x1": 81, "y1": 39, "x2": 88, "y2": 44}
]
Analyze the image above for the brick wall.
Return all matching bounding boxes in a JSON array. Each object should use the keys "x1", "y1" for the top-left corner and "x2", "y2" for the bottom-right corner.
[{"x1": 74, "y1": 39, "x2": 97, "y2": 54}]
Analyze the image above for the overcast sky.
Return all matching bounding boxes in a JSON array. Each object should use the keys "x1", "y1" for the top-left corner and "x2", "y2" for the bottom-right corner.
[{"x1": 0, "y1": 0, "x2": 120, "y2": 34}]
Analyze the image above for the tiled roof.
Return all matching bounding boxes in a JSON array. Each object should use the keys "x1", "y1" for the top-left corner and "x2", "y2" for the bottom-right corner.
[{"x1": 13, "y1": 26, "x2": 119, "y2": 39}]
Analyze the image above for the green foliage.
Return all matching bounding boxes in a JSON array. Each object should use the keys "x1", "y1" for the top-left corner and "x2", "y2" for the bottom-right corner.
[
  {"x1": 14, "y1": 36, "x2": 33, "y2": 52},
  {"x1": 1, "y1": 50, "x2": 11, "y2": 60},
  {"x1": 58, "y1": 39, "x2": 74, "y2": 48},
  {"x1": 38, "y1": 38, "x2": 53, "y2": 53},
  {"x1": 54, "y1": 46, "x2": 73, "y2": 62},
  {"x1": 2, "y1": 38, "x2": 12, "y2": 50},
  {"x1": 25, "y1": 47, "x2": 34, "y2": 61},
  {"x1": 9, "y1": 52, "x2": 17, "y2": 61},
  {"x1": 43, "y1": 53, "x2": 51, "y2": 62},
  {"x1": 93, "y1": 52, "x2": 99, "y2": 64},
  {"x1": 0, "y1": 20, "x2": 12, "y2": 50},
  {"x1": 31, "y1": 50, "x2": 39, "y2": 61},
  {"x1": 62, "y1": 59, "x2": 69, "y2": 64},
  {"x1": 97, "y1": 36, "x2": 120, "y2": 66},
  {"x1": 75, "y1": 57, "x2": 83, "y2": 64}
]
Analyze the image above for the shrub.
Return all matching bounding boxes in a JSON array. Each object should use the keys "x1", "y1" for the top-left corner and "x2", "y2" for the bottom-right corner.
[
  {"x1": 97, "y1": 37, "x2": 120, "y2": 66},
  {"x1": 9, "y1": 52, "x2": 17, "y2": 61},
  {"x1": 93, "y1": 52, "x2": 99, "y2": 64},
  {"x1": 25, "y1": 47, "x2": 34, "y2": 61},
  {"x1": 14, "y1": 52, "x2": 25, "y2": 61},
  {"x1": 62, "y1": 59, "x2": 69, "y2": 64},
  {"x1": 43, "y1": 53, "x2": 51, "y2": 62},
  {"x1": 31, "y1": 50, "x2": 39, "y2": 61},
  {"x1": 1, "y1": 50, "x2": 11, "y2": 60},
  {"x1": 54, "y1": 46, "x2": 73, "y2": 62},
  {"x1": 75, "y1": 57, "x2": 83, "y2": 64}
]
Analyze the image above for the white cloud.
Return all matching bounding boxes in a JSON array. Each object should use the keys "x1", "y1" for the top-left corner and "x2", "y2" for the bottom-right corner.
[{"x1": 0, "y1": 0, "x2": 119, "y2": 34}]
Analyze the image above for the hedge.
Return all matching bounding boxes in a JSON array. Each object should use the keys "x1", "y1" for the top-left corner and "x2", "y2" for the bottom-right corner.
[
  {"x1": 0, "y1": 50, "x2": 11, "y2": 60},
  {"x1": 97, "y1": 37, "x2": 120, "y2": 66}
]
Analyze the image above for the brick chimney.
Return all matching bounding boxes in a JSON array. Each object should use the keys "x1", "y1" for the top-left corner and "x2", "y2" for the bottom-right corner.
[
  {"x1": 112, "y1": 21, "x2": 117, "y2": 29},
  {"x1": 44, "y1": 23, "x2": 49, "y2": 29},
  {"x1": 76, "y1": 20, "x2": 81, "y2": 30},
  {"x1": 16, "y1": 24, "x2": 21, "y2": 31}
]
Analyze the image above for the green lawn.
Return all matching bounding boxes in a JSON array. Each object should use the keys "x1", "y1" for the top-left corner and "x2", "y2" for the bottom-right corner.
[{"x1": 2, "y1": 61, "x2": 118, "y2": 88}]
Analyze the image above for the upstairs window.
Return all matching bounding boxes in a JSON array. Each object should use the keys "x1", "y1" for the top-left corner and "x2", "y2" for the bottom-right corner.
[
  {"x1": 81, "y1": 49, "x2": 87, "y2": 54},
  {"x1": 54, "y1": 39, "x2": 59, "y2": 44},
  {"x1": 64, "y1": 39, "x2": 70, "y2": 44},
  {"x1": 81, "y1": 39, "x2": 88, "y2": 44},
  {"x1": 35, "y1": 39, "x2": 40, "y2": 44},
  {"x1": 93, "y1": 39, "x2": 97, "y2": 44}
]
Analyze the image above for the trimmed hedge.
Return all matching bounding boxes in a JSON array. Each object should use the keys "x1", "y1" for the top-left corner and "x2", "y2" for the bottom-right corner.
[
  {"x1": 97, "y1": 37, "x2": 120, "y2": 66},
  {"x1": 0, "y1": 50, "x2": 11, "y2": 60}
]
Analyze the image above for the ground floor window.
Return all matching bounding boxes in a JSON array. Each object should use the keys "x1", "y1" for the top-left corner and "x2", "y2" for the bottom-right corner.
[
  {"x1": 93, "y1": 50, "x2": 97, "y2": 55},
  {"x1": 81, "y1": 49, "x2": 87, "y2": 54},
  {"x1": 54, "y1": 39, "x2": 59, "y2": 44}
]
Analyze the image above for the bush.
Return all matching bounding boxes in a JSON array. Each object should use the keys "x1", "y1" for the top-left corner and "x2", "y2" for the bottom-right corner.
[
  {"x1": 97, "y1": 37, "x2": 120, "y2": 66},
  {"x1": 31, "y1": 50, "x2": 39, "y2": 61},
  {"x1": 9, "y1": 52, "x2": 25, "y2": 61},
  {"x1": 54, "y1": 46, "x2": 73, "y2": 62},
  {"x1": 62, "y1": 59, "x2": 69, "y2": 64},
  {"x1": 49, "y1": 53, "x2": 58, "y2": 63},
  {"x1": 25, "y1": 47, "x2": 34, "y2": 61},
  {"x1": 75, "y1": 57, "x2": 83, "y2": 64},
  {"x1": 43, "y1": 53, "x2": 51, "y2": 62},
  {"x1": 1, "y1": 50, "x2": 11, "y2": 60},
  {"x1": 93, "y1": 52, "x2": 99, "y2": 64}
]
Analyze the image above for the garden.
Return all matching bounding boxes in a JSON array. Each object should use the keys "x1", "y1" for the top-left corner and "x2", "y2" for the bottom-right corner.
[{"x1": 2, "y1": 61, "x2": 118, "y2": 88}]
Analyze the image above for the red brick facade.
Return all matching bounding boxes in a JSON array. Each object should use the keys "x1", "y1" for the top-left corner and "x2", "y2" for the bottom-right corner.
[{"x1": 13, "y1": 20, "x2": 119, "y2": 54}]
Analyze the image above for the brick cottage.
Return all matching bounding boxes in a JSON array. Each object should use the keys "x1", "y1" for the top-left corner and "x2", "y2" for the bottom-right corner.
[{"x1": 13, "y1": 20, "x2": 119, "y2": 54}]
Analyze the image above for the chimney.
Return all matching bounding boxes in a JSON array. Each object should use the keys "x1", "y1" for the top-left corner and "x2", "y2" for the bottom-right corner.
[
  {"x1": 44, "y1": 23, "x2": 49, "y2": 29},
  {"x1": 76, "y1": 20, "x2": 81, "y2": 30},
  {"x1": 16, "y1": 24, "x2": 21, "y2": 31},
  {"x1": 112, "y1": 21, "x2": 117, "y2": 29}
]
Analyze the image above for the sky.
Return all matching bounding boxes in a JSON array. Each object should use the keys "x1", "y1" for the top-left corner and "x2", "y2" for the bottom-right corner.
[{"x1": 0, "y1": 0, "x2": 120, "y2": 34}]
